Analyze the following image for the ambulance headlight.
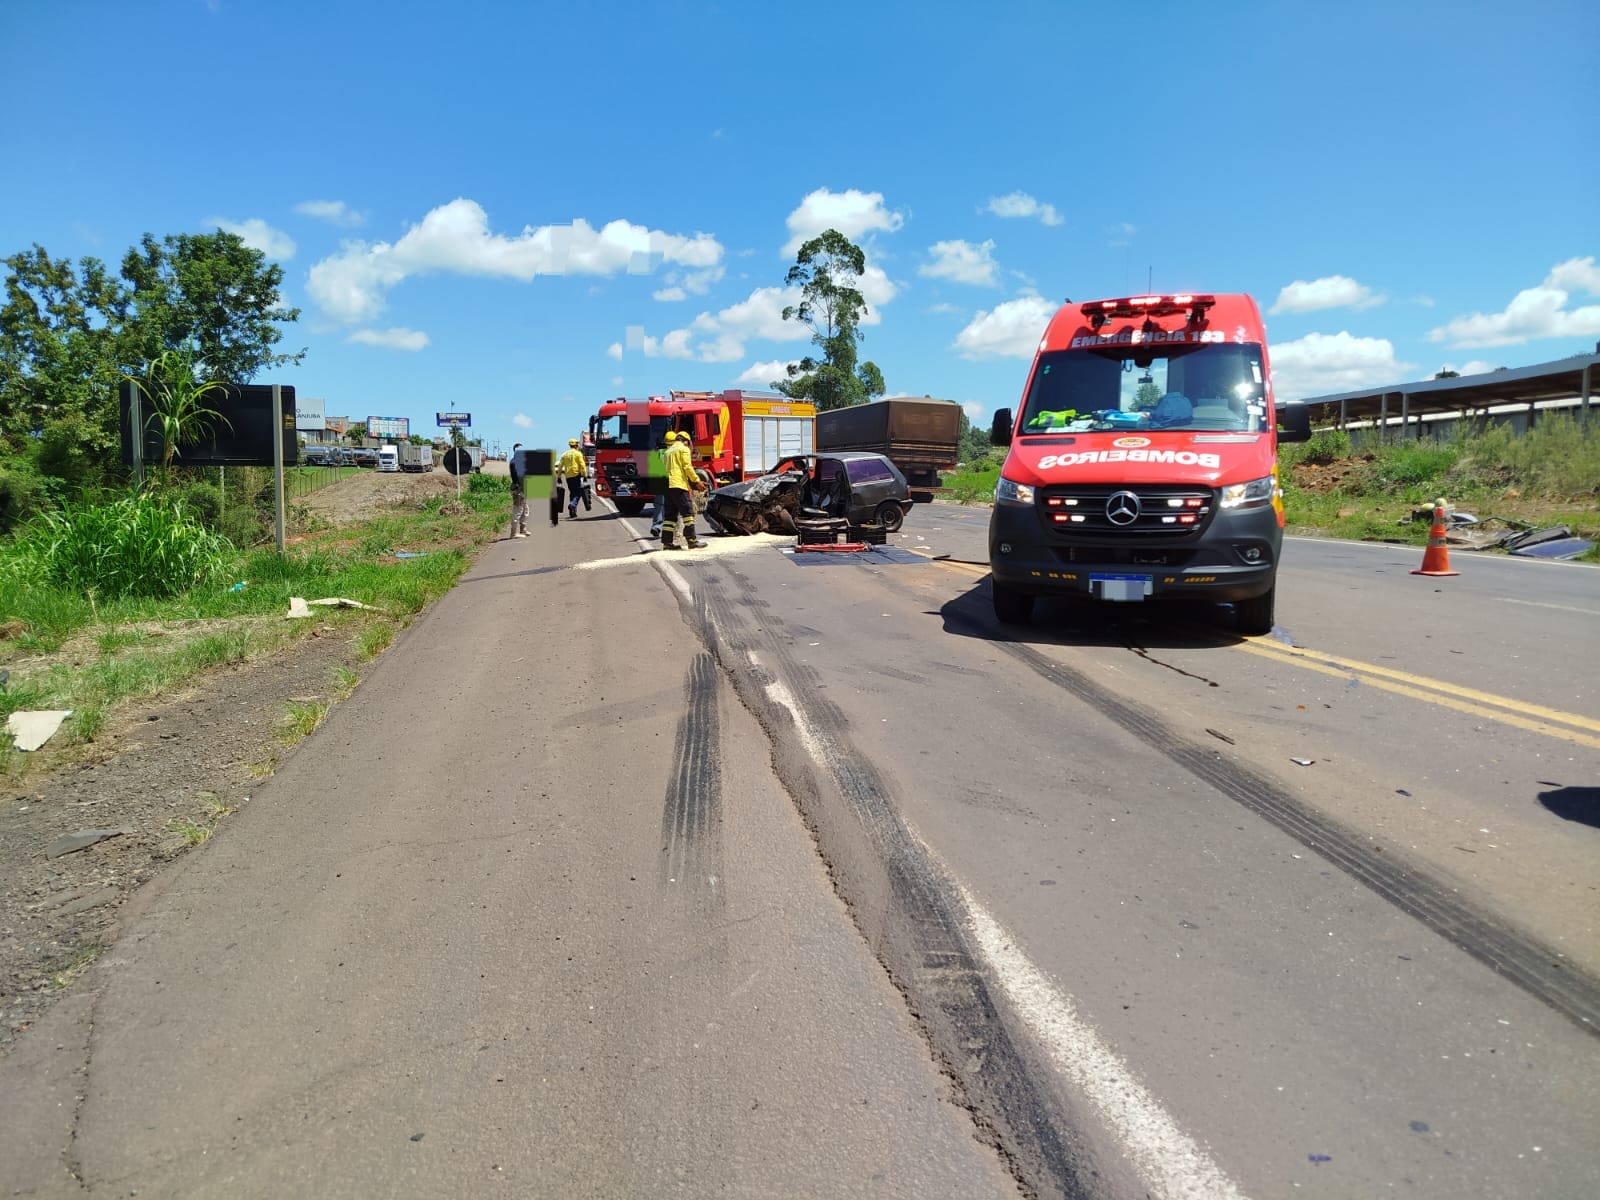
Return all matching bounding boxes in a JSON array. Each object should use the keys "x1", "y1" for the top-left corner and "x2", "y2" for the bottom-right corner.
[
  {"x1": 1219, "y1": 475, "x2": 1276, "y2": 509},
  {"x1": 995, "y1": 476, "x2": 1035, "y2": 505}
]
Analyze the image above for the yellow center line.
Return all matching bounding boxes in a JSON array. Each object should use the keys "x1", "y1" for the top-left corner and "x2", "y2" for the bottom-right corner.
[{"x1": 1238, "y1": 639, "x2": 1600, "y2": 750}]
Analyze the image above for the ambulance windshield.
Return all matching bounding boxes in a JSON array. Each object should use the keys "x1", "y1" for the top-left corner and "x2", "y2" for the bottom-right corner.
[{"x1": 1021, "y1": 343, "x2": 1268, "y2": 434}]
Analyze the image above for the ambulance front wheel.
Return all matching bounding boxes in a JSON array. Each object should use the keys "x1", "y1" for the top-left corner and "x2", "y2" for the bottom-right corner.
[
  {"x1": 1235, "y1": 583, "x2": 1275, "y2": 636},
  {"x1": 992, "y1": 581, "x2": 1034, "y2": 625}
]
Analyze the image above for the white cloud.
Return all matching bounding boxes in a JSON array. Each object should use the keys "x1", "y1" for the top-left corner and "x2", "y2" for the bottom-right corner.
[
  {"x1": 345, "y1": 327, "x2": 429, "y2": 351},
  {"x1": 654, "y1": 263, "x2": 727, "y2": 302},
  {"x1": 611, "y1": 376, "x2": 623, "y2": 388},
  {"x1": 512, "y1": 413, "x2": 534, "y2": 428},
  {"x1": 307, "y1": 197, "x2": 724, "y2": 324},
  {"x1": 606, "y1": 342, "x2": 623, "y2": 361},
  {"x1": 294, "y1": 199, "x2": 365, "y2": 228},
  {"x1": 1271, "y1": 275, "x2": 1383, "y2": 314},
  {"x1": 919, "y1": 239, "x2": 1000, "y2": 287},
  {"x1": 962, "y1": 401, "x2": 984, "y2": 420},
  {"x1": 1434, "y1": 359, "x2": 1499, "y2": 377},
  {"x1": 927, "y1": 302, "x2": 958, "y2": 315},
  {"x1": 732, "y1": 359, "x2": 799, "y2": 387},
  {"x1": 1269, "y1": 331, "x2": 1415, "y2": 399},
  {"x1": 952, "y1": 296, "x2": 1058, "y2": 359},
  {"x1": 1427, "y1": 257, "x2": 1600, "y2": 348},
  {"x1": 783, "y1": 187, "x2": 904, "y2": 254},
  {"x1": 983, "y1": 192, "x2": 1063, "y2": 227},
  {"x1": 204, "y1": 217, "x2": 296, "y2": 261}
]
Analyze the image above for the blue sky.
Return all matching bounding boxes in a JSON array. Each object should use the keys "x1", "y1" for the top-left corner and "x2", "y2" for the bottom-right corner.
[{"x1": 4, "y1": 0, "x2": 1596, "y2": 453}]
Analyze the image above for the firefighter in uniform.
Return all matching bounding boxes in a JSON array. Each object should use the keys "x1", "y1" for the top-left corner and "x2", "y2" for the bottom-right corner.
[
  {"x1": 659, "y1": 431, "x2": 706, "y2": 550},
  {"x1": 559, "y1": 439, "x2": 590, "y2": 519}
]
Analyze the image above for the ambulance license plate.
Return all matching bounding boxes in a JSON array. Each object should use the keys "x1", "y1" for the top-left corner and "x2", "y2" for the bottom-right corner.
[{"x1": 1090, "y1": 573, "x2": 1152, "y2": 602}]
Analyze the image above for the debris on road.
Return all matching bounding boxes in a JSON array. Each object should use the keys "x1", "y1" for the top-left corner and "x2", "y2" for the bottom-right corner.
[
  {"x1": 287, "y1": 597, "x2": 385, "y2": 619},
  {"x1": 5, "y1": 710, "x2": 73, "y2": 751}
]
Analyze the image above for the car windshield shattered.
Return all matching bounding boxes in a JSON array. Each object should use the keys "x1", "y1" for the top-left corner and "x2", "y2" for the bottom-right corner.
[{"x1": 1020, "y1": 343, "x2": 1269, "y2": 434}]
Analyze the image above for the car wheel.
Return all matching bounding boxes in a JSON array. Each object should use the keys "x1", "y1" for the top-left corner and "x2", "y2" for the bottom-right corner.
[
  {"x1": 875, "y1": 501, "x2": 905, "y2": 533},
  {"x1": 992, "y1": 582, "x2": 1033, "y2": 625},
  {"x1": 1235, "y1": 585, "x2": 1275, "y2": 636}
]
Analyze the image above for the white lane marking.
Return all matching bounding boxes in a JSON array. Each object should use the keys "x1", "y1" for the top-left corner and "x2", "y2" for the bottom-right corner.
[
  {"x1": 956, "y1": 883, "x2": 1249, "y2": 1200},
  {"x1": 660, "y1": 526, "x2": 1239, "y2": 1196},
  {"x1": 1497, "y1": 597, "x2": 1600, "y2": 617}
]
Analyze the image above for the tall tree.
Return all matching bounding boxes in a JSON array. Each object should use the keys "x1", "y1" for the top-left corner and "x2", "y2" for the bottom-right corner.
[
  {"x1": 773, "y1": 230, "x2": 885, "y2": 411},
  {"x1": 119, "y1": 231, "x2": 304, "y2": 383},
  {"x1": 0, "y1": 245, "x2": 125, "y2": 456}
]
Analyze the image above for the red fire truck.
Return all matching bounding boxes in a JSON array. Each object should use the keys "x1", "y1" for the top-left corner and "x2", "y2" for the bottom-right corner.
[
  {"x1": 589, "y1": 390, "x2": 815, "y2": 515},
  {"x1": 987, "y1": 293, "x2": 1312, "y2": 634}
]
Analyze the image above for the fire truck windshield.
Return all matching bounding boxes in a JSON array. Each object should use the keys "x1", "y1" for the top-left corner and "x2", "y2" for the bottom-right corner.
[{"x1": 1020, "y1": 343, "x2": 1268, "y2": 434}]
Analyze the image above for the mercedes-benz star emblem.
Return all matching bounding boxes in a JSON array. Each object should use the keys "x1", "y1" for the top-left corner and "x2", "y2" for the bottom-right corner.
[{"x1": 1105, "y1": 491, "x2": 1141, "y2": 525}]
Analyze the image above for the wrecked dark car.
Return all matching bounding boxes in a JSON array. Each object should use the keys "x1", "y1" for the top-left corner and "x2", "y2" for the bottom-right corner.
[{"x1": 707, "y1": 453, "x2": 913, "y2": 536}]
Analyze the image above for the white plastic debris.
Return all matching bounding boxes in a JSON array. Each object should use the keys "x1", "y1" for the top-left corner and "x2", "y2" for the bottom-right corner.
[
  {"x1": 287, "y1": 596, "x2": 383, "y2": 618},
  {"x1": 5, "y1": 710, "x2": 74, "y2": 751}
]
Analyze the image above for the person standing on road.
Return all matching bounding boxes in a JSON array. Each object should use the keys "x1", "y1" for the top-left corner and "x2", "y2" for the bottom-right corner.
[
  {"x1": 647, "y1": 429, "x2": 671, "y2": 540},
  {"x1": 659, "y1": 430, "x2": 707, "y2": 550},
  {"x1": 508, "y1": 443, "x2": 528, "y2": 538},
  {"x1": 559, "y1": 439, "x2": 590, "y2": 519}
]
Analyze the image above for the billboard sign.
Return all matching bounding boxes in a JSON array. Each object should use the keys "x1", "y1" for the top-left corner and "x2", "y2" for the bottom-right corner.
[
  {"x1": 367, "y1": 415, "x2": 409, "y2": 440},
  {"x1": 120, "y1": 382, "x2": 298, "y2": 467},
  {"x1": 295, "y1": 396, "x2": 326, "y2": 431},
  {"x1": 437, "y1": 411, "x2": 472, "y2": 428}
]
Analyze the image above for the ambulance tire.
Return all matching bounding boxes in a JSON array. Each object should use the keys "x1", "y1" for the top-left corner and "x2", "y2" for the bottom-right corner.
[
  {"x1": 1235, "y1": 585, "x2": 1275, "y2": 636},
  {"x1": 992, "y1": 582, "x2": 1034, "y2": 626}
]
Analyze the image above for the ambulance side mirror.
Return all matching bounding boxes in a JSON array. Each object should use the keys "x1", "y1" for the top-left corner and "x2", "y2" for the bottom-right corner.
[
  {"x1": 1276, "y1": 401, "x2": 1312, "y2": 443},
  {"x1": 990, "y1": 408, "x2": 1013, "y2": 447}
]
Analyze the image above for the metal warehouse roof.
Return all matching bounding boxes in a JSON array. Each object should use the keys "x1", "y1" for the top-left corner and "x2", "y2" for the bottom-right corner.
[{"x1": 1293, "y1": 349, "x2": 1599, "y2": 429}]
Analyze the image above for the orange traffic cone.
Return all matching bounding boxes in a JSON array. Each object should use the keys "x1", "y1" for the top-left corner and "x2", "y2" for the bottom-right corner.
[{"x1": 1411, "y1": 497, "x2": 1459, "y2": 577}]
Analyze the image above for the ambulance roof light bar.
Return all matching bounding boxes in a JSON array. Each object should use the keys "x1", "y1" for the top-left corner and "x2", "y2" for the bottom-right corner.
[{"x1": 1082, "y1": 294, "x2": 1216, "y2": 326}]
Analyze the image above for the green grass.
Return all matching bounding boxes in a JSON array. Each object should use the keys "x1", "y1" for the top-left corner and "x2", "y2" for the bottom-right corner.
[
  {"x1": 50, "y1": 943, "x2": 100, "y2": 990},
  {"x1": 0, "y1": 489, "x2": 499, "y2": 773},
  {"x1": 279, "y1": 699, "x2": 328, "y2": 746}
]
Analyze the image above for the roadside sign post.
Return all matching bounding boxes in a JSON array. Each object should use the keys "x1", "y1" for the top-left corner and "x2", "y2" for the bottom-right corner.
[
  {"x1": 437, "y1": 416, "x2": 473, "y2": 502},
  {"x1": 272, "y1": 384, "x2": 286, "y2": 554}
]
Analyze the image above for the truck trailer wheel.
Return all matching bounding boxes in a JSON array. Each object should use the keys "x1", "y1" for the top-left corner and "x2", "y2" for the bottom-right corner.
[
  {"x1": 1235, "y1": 585, "x2": 1275, "y2": 636},
  {"x1": 875, "y1": 501, "x2": 905, "y2": 533},
  {"x1": 992, "y1": 582, "x2": 1034, "y2": 625}
]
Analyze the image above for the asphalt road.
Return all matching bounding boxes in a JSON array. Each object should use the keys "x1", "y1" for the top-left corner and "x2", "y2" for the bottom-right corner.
[{"x1": 2, "y1": 499, "x2": 1596, "y2": 1199}]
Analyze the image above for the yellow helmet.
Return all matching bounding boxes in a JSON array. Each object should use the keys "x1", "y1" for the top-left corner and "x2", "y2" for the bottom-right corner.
[
  {"x1": 568, "y1": 438, "x2": 579, "y2": 447},
  {"x1": 664, "y1": 430, "x2": 679, "y2": 443}
]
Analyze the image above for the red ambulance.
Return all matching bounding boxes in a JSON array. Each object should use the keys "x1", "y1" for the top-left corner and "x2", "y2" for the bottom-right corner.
[{"x1": 988, "y1": 293, "x2": 1312, "y2": 634}]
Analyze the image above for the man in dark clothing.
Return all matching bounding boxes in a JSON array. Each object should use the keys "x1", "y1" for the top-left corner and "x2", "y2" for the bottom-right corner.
[{"x1": 508, "y1": 443, "x2": 528, "y2": 538}]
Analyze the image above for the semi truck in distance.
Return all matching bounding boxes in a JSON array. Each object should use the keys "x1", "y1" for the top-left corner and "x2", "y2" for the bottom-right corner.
[
  {"x1": 816, "y1": 397, "x2": 962, "y2": 494},
  {"x1": 377, "y1": 443, "x2": 400, "y2": 472},
  {"x1": 398, "y1": 443, "x2": 434, "y2": 472},
  {"x1": 987, "y1": 292, "x2": 1312, "y2": 634}
]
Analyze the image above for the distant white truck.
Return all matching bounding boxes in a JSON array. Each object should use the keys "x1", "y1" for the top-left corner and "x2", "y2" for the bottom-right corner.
[
  {"x1": 377, "y1": 444, "x2": 400, "y2": 472},
  {"x1": 398, "y1": 443, "x2": 434, "y2": 472}
]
